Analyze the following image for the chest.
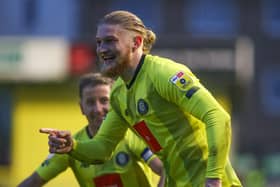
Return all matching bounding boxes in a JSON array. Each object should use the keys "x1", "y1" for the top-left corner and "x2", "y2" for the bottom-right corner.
[{"x1": 116, "y1": 80, "x2": 163, "y2": 124}]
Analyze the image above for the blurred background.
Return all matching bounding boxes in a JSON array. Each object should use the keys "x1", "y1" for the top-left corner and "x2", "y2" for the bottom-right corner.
[{"x1": 0, "y1": 0, "x2": 280, "y2": 186}]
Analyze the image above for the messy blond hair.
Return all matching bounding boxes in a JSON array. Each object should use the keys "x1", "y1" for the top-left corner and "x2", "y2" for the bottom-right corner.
[{"x1": 98, "y1": 10, "x2": 156, "y2": 54}]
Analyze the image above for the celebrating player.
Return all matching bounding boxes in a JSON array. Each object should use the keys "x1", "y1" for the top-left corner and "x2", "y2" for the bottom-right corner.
[{"x1": 41, "y1": 11, "x2": 242, "y2": 187}]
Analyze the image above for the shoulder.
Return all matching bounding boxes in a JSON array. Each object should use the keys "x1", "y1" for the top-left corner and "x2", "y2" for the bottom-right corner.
[
  {"x1": 143, "y1": 54, "x2": 199, "y2": 92},
  {"x1": 145, "y1": 54, "x2": 186, "y2": 70},
  {"x1": 73, "y1": 126, "x2": 88, "y2": 140},
  {"x1": 110, "y1": 78, "x2": 125, "y2": 96},
  {"x1": 144, "y1": 54, "x2": 194, "y2": 82}
]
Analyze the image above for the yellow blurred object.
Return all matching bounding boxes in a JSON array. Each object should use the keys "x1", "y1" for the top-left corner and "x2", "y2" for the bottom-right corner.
[{"x1": 1, "y1": 84, "x2": 85, "y2": 187}]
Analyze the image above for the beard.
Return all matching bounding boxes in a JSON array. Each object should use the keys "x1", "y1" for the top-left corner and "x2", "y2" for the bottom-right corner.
[
  {"x1": 100, "y1": 50, "x2": 131, "y2": 78},
  {"x1": 100, "y1": 59, "x2": 125, "y2": 78}
]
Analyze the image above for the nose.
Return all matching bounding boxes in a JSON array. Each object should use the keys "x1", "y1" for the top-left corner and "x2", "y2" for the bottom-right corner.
[
  {"x1": 96, "y1": 42, "x2": 108, "y2": 54},
  {"x1": 93, "y1": 101, "x2": 103, "y2": 114}
]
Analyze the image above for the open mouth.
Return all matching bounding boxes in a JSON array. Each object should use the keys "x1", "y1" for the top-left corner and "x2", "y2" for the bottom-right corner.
[{"x1": 102, "y1": 54, "x2": 116, "y2": 64}]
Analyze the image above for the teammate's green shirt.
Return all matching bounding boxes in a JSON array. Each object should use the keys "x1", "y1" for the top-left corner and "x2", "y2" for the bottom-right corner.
[
  {"x1": 70, "y1": 54, "x2": 242, "y2": 187},
  {"x1": 36, "y1": 127, "x2": 156, "y2": 187}
]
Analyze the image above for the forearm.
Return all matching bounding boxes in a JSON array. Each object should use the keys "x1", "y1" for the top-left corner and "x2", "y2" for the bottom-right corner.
[
  {"x1": 157, "y1": 171, "x2": 166, "y2": 187},
  {"x1": 204, "y1": 109, "x2": 231, "y2": 178},
  {"x1": 18, "y1": 172, "x2": 46, "y2": 187},
  {"x1": 70, "y1": 110, "x2": 128, "y2": 163},
  {"x1": 148, "y1": 156, "x2": 165, "y2": 187},
  {"x1": 148, "y1": 156, "x2": 164, "y2": 176},
  {"x1": 185, "y1": 89, "x2": 231, "y2": 178},
  {"x1": 69, "y1": 137, "x2": 117, "y2": 164}
]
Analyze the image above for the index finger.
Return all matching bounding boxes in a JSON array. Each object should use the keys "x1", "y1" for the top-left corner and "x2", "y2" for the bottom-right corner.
[{"x1": 39, "y1": 128, "x2": 58, "y2": 135}]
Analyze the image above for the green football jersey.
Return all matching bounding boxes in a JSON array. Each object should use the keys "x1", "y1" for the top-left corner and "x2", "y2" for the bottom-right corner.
[
  {"x1": 36, "y1": 127, "x2": 156, "y2": 187},
  {"x1": 71, "y1": 54, "x2": 242, "y2": 187}
]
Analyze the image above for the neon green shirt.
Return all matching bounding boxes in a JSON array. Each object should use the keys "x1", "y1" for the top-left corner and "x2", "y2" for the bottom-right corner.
[
  {"x1": 36, "y1": 127, "x2": 156, "y2": 187},
  {"x1": 71, "y1": 54, "x2": 242, "y2": 187}
]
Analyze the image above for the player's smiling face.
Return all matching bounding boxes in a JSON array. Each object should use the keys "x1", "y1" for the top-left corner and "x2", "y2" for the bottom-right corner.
[
  {"x1": 96, "y1": 24, "x2": 134, "y2": 78},
  {"x1": 80, "y1": 84, "x2": 110, "y2": 127}
]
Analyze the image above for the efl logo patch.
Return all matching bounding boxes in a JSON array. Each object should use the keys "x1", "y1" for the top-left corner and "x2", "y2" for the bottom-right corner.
[{"x1": 170, "y1": 71, "x2": 193, "y2": 91}]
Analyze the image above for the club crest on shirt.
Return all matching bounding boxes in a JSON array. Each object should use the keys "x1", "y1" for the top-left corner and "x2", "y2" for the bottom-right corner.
[
  {"x1": 116, "y1": 152, "x2": 129, "y2": 166},
  {"x1": 137, "y1": 99, "x2": 149, "y2": 115},
  {"x1": 170, "y1": 71, "x2": 193, "y2": 91}
]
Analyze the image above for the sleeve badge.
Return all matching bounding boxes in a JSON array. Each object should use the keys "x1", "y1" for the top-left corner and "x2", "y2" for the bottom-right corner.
[{"x1": 169, "y1": 71, "x2": 193, "y2": 91}]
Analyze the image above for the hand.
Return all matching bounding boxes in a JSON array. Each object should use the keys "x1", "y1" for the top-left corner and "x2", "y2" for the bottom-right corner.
[
  {"x1": 39, "y1": 128, "x2": 73, "y2": 154},
  {"x1": 205, "y1": 178, "x2": 221, "y2": 187}
]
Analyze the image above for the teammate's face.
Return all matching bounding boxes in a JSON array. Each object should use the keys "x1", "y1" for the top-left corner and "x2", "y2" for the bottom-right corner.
[
  {"x1": 96, "y1": 24, "x2": 134, "y2": 77},
  {"x1": 80, "y1": 85, "x2": 110, "y2": 127}
]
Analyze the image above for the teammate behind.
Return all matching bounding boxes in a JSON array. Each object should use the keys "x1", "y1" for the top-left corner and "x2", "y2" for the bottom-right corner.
[{"x1": 18, "y1": 73, "x2": 164, "y2": 187}]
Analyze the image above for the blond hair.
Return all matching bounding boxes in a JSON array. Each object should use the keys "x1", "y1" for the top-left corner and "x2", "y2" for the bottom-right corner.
[{"x1": 98, "y1": 10, "x2": 156, "y2": 54}]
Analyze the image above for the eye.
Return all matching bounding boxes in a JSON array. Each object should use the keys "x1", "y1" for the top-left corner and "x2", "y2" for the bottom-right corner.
[
  {"x1": 104, "y1": 37, "x2": 118, "y2": 44},
  {"x1": 100, "y1": 97, "x2": 109, "y2": 104},
  {"x1": 96, "y1": 39, "x2": 101, "y2": 46}
]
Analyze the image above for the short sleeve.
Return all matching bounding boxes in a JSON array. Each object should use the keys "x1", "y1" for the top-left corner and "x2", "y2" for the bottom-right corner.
[{"x1": 36, "y1": 153, "x2": 69, "y2": 181}]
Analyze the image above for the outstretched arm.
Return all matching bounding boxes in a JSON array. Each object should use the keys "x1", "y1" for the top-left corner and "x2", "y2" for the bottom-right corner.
[
  {"x1": 40, "y1": 112, "x2": 128, "y2": 163},
  {"x1": 18, "y1": 172, "x2": 46, "y2": 187}
]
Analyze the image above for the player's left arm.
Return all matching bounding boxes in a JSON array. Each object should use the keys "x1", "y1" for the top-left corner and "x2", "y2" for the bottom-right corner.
[
  {"x1": 70, "y1": 109, "x2": 129, "y2": 163},
  {"x1": 181, "y1": 84, "x2": 231, "y2": 180},
  {"x1": 154, "y1": 66, "x2": 230, "y2": 181}
]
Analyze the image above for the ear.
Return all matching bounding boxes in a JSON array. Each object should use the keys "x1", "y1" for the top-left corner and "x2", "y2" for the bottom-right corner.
[{"x1": 132, "y1": 36, "x2": 143, "y2": 51}]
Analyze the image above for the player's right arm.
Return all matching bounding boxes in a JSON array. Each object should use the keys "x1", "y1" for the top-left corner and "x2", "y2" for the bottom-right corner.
[
  {"x1": 17, "y1": 172, "x2": 46, "y2": 187},
  {"x1": 70, "y1": 109, "x2": 129, "y2": 163},
  {"x1": 41, "y1": 109, "x2": 129, "y2": 164},
  {"x1": 17, "y1": 153, "x2": 69, "y2": 187}
]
